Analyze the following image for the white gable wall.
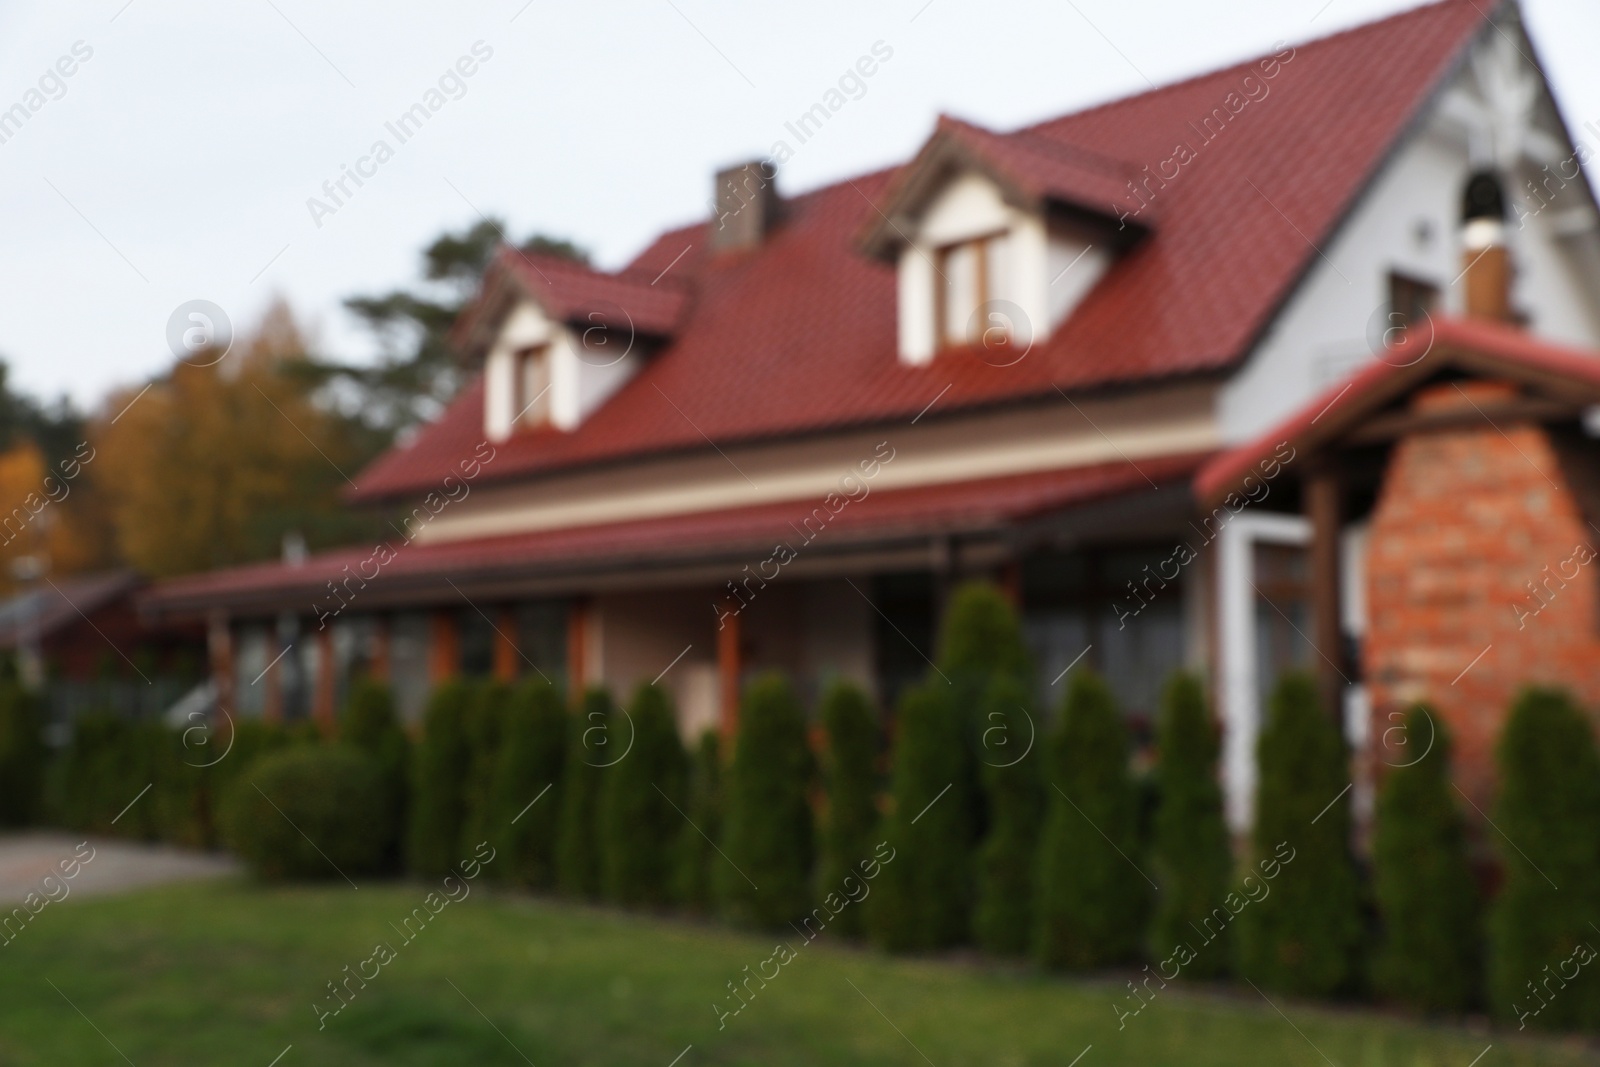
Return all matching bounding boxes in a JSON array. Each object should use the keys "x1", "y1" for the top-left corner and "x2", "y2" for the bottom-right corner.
[{"x1": 483, "y1": 299, "x2": 645, "y2": 438}]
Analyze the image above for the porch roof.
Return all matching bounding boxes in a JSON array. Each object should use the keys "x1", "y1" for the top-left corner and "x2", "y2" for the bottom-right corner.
[{"x1": 143, "y1": 452, "x2": 1209, "y2": 620}]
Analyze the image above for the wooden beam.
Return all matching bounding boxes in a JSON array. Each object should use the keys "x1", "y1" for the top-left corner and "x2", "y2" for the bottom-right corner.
[
  {"x1": 1305, "y1": 467, "x2": 1347, "y2": 719},
  {"x1": 1344, "y1": 397, "x2": 1577, "y2": 444},
  {"x1": 429, "y1": 610, "x2": 459, "y2": 685},
  {"x1": 717, "y1": 602, "x2": 742, "y2": 743},
  {"x1": 493, "y1": 607, "x2": 519, "y2": 682}
]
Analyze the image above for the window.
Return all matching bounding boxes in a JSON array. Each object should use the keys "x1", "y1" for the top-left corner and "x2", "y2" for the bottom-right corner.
[
  {"x1": 511, "y1": 345, "x2": 550, "y2": 428},
  {"x1": 934, "y1": 231, "x2": 1010, "y2": 349},
  {"x1": 1387, "y1": 272, "x2": 1437, "y2": 332}
]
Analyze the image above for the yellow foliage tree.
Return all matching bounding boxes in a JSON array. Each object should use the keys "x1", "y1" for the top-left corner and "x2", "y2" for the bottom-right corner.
[{"x1": 93, "y1": 302, "x2": 363, "y2": 578}]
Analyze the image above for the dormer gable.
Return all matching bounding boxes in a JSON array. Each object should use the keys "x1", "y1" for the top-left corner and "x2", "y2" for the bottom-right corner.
[
  {"x1": 452, "y1": 248, "x2": 690, "y2": 441},
  {"x1": 860, "y1": 115, "x2": 1146, "y2": 366}
]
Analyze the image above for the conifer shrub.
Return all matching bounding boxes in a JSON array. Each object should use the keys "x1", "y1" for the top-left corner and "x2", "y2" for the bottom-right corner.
[
  {"x1": 1237, "y1": 672, "x2": 1363, "y2": 997},
  {"x1": 1371, "y1": 705, "x2": 1480, "y2": 1014},
  {"x1": 869, "y1": 680, "x2": 976, "y2": 951},
  {"x1": 1149, "y1": 672, "x2": 1232, "y2": 979},
  {"x1": 1488, "y1": 687, "x2": 1600, "y2": 1030},
  {"x1": 557, "y1": 687, "x2": 615, "y2": 899},
  {"x1": 1034, "y1": 669, "x2": 1146, "y2": 969},
  {"x1": 0, "y1": 679, "x2": 42, "y2": 827},
  {"x1": 935, "y1": 582, "x2": 1031, "y2": 726},
  {"x1": 461, "y1": 680, "x2": 510, "y2": 859},
  {"x1": 676, "y1": 729, "x2": 723, "y2": 912},
  {"x1": 494, "y1": 680, "x2": 567, "y2": 889},
  {"x1": 816, "y1": 680, "x2": 879, "y2": 939},
  {"x1": 599, "y1": 683, "x2": 687, "y2": 907},
  {"x1": 222, "y1": 745, "x2": 386, "y2": 881},
  {"x1": 719, "y1": 672, "x2": 814, "y2": 929},
  {"x1": 973, "y1": 673, "x2": 1044, "y2": 955},
  {"x1": 342, "y1": 678, "x2": 409, "y2": 868},
  {"x1": 408, "y1": 680, "x2": 473, "y2": 877}
]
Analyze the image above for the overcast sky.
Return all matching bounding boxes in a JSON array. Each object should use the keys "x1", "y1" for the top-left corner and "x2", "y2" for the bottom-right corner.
[{"x1": 1, "y1": 0, "x2": 1596, "y2": 412}]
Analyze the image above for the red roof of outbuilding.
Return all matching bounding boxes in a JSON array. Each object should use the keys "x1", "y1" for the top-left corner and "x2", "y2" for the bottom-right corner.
[
  {"x1": 146, "y1": 453, "x2": 1208, "y2": 616},
  {"x1": 352, "y1": 0, "x2": 1492, "y2": 504}
]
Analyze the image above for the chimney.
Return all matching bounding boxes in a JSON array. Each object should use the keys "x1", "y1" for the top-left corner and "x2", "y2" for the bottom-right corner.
[
  {"x1": 709, "y1": 160, "x2": 779, "y2": 252},
  {"x1": 1461, "y1": 170, "x2": 1513, "y2": 322}
]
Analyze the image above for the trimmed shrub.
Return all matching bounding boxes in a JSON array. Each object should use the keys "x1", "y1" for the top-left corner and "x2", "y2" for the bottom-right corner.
[
  {"x1": 409, "y1": 680, "x2": 473, "y2": 877},
  {"x1": 0, "y1": 680, "x2": 43, "y2": 826},
  {"x1": 817, "y1": 680, "x2": 879, "y2": 939},
  {"x1": 461, "y1": 681, "x2": 510, "y2": 859},
  {"x1": 1488, "y1": 687, "x2": 1600, "y2": 1030},
  {"x1": 599, "y1": 683, "x2": 687, "y2": 907},
  {"x1": 222, "y1": 745, "x2": 386, "y2": 881},
  {"x1": 1034, "y1": 669, "x2": 1146, "y2": 969},
  {"x1": 936, "y1": 582, "x2": 1031, "y2": 743},
  {"x1": 494, "y1": 680, "x2": 568, "y2": 889},
  {"x1": 720, "y1": 673, "x2": 814, "y2": 929},
  {"x1": 869, "y1": 680, "x2": 976, "y2": 951},
  {"x1": 1149, "y1": 672, "x2": 1232, "y2": 979},
  {"x1": 1237, "y1": 672, "x2": 1363, "y2": 997},
  {"x1": 557, "y1": 687, "x2": 615, "y2": 899},
  {"x1": 676, "y1": 729, "x2": 723, "y2": 913},
  {"x1": 342, "y1": 678, "x2": 409, "y2": 869},
  {"x1": 1372, "y1": 706, "x2": 1480, "y2": 1014},
  {"x1": 973, "y1": 673, "x2": 1044, "y2": 955}
]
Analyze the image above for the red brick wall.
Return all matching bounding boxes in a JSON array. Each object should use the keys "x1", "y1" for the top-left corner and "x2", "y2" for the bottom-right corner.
[{"x1": 1364, "y1": 382, "x2": 1600, "y2": 810}]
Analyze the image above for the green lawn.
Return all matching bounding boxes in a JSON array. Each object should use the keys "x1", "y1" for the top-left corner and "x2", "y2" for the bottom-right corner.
[{"x1": 0, "y1": 878, "x2": 1591, "y2": 1067}]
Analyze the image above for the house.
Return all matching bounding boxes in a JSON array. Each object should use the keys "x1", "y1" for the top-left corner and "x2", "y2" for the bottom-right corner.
[{"x1": 145, "y1": 0, "x2": 1600, "y2": 828}]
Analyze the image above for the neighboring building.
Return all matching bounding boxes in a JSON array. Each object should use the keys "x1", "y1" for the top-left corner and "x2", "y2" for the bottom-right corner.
[{"x1": 145, "y1": 0, "x2": 1600, "y2": 827}]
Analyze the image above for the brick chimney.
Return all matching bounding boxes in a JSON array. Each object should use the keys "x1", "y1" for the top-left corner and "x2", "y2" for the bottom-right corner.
[
  {"x1": 1461, "y1": 170, "x2": 1512, "y2": 322},
  {"x1": 709, "y1": 160, "x2": 779, "y2": 252}
]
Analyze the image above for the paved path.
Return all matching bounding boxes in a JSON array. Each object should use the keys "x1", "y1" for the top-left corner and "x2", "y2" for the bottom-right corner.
[{"x1": 0, "y1": 832, "x2": 238, "y2": 904}]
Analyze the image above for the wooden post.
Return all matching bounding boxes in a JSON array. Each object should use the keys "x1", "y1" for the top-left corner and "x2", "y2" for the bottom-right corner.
[
  {"x1": 717, "y1": 600, "x2": 742, "y2": 743},
  {"x1": 566, "y1": 598, "x2": 590, "y2": 704},
  {"x1": 429, "y1": 609, "x2": 459, "y2": 684},
  {"x1": 493, "y1": 607, "x2": 519, "y2": 682},
  {"x1": 313, "y1": 625, "x2": 336, "y2": 735},
  {"x1": 1305, "y1": 466, "x2": 1347, "y2": 719}
]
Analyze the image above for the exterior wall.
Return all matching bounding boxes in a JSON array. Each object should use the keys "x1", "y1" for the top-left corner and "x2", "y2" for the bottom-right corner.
[
  {"x1": 592, "y1": 587, "x2": 719, "y2": 739},
  {"x1": 1364, "y1": 383, "x2": 1600, "y2": 811}
]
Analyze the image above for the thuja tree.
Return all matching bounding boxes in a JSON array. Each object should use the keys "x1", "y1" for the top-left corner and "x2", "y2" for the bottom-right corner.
[
  {"x1": 817, "y1": 679, "x2": 879, "y2": 939},
  {"x1": 973, "y1": 673, "x2": 1044, "y2": 956},
  {"x1": 869, "y1": 681, "x2": 977, "y2": 952},
  {"x1": 1148, "y1": 672, "x2": 1232, "y2": 978},
  {"x1": 408, "y1": 680, "x2": 473, "y2": 877},
  {"x1": 936, "y1": 581, "x2": 1031, "y2": 726},
  {"x1": 0, "y1": 678, "x2": 43, "y2": 827},
  {"x1": 720, "y1": 673, "x2": 814, "y2": 929},
  {"x1": 1488, "y1": 687, "x2": 1600, "y2": 1030},
  {"x1": 1237, "y1": 672, "x2": 1363, "y2": 997},
  {"x1": 1034, "y1": 669, "x2": 1146, "y2": 969},
  {"x1": 1371, "y1": 705, "x2": 1481, "y2": 1014},
  {"x1": 599, "y1": 683, "x2": 688, "y2": 908},
  {"x1": 494, "y1": 680, "x2": 567, "y2": 889},
  {"x1": 342, "y1": 678, "x2": 410, "y2": 870},
  {"x1": 461, "y1": 680, "x2": 509, "y2": 858},
  {"x1": 676, "y1": 729, "x2": 723, "y2": 913},
  {"x1": 556, "y1": 687, "x2": 615, "y2": 899}
]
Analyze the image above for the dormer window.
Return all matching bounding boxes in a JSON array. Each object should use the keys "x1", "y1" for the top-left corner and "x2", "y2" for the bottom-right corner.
[
  {"x1": 935, "y1": 231, "x2": 1011, "y2": 348},
  {"x1": 512, "y1": 344, "x2": 551, "y2": 427}
]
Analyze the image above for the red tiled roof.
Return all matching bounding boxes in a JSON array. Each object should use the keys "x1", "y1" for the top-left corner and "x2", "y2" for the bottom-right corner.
[
  {"x1": 353, "y1": 1, "x2": 1492, "y2": 504},
  {"x1": 147, "y1": 453, "x2": 1208, "y2": 617},
  {"x1": 1194, "y1": 316, "x2": 1600, "y2": 505}
]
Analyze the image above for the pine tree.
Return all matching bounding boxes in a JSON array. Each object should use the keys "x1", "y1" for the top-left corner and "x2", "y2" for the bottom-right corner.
[
  {"x1": 1034, "y1": 669, "x2": 1147, "y2": 969},
  {"x1": 408, "y1": 680, "x2": 473, "y2": 876},
  {"x1": 869, "y1": 680, "x2": 977, "y2": 951},
  {"x1": 676, "y1": 729, "x2": 723, "y2": 913},
  {"x1": 599, "y1": 683, "x2": 688, "y2": 908},
  {"x1": 1237, "y1": 672, "x2": 1363, "y2": 997},
  {"x1": 341, "y1": 677, "x2": 409, "y2": 870},
  {"x1": 719, "y1": 673, "x2": 814, "y2": 929},
  {"x1": 817, "y1": 680, "x2": 880, "y2": 939},
  {"x1": 1372, "y1": 705, "x2": 1481, "y2": 1014},
  {"x1": 973, "y1": 673, "x2": 1044, "y2": 955},
  {"x1": 1488, "y1": 687, "x2": 1600, "y2": 1030},
  {"x1": 1149, "y1": 672, "x2": 1232, "y2": 978},
  {"x1": 494, "y1": 680, "x2": 567, "y2": 889},
  {"x1": 461, "y1": 680, "x2": 509, "y2": 859},
  {"x1": 556, "y1": 687, "x2": 614, "y2": 899}
]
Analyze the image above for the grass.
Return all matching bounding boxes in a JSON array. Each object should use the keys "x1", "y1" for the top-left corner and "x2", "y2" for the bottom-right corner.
[{"x1": 0, "y1": 876, "x2": 1591, "y2": 1067}]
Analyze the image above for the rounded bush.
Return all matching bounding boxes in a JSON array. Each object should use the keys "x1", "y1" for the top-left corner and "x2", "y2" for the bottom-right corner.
[{"x1": 223, "y1": 745, "x2": 387, "y2": 881}]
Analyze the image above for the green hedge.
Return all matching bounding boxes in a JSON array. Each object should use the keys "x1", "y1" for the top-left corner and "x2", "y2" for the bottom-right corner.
[
  {"x1": 409, "y1": 680, "x2": 473, "y2": 878},
  {"x1": 495, "y1": 680, "x2": 568, "y2": 889},
  {"x1": 221, "y1": 745, "x2": 387, "y2": 881},
  {"x1": 817, "y1": 680, "x2": 879, "y2": 939},
  {"x1": 342, "y1": 679, "x2": 410, "y2": 869},
  {"x1": 599, "y1": 683, "x2": 687, "y2": 907},
  {"x1": 557, "y1": 687, "x2": 615, "y2": 899},
  {"x1": 676, "y1": 729, "x2": 723, "y2": 912},
  {"x1": 973, "y1": 673, "x2": 1043, "y2": 955}
]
